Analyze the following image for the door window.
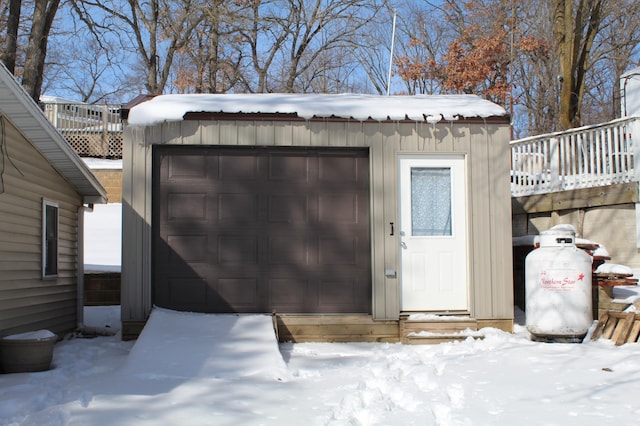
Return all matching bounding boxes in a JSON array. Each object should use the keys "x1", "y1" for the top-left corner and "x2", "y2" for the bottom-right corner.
[{"x1": 411, "y1": 167, "x2": 452, "y2": 236}]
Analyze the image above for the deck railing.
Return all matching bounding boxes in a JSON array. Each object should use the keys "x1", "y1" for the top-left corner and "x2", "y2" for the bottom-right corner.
[
  {"x1": 41, "y1": 102, "x2": 640, "y2": 191},
  {"x1": 510, "y1": 117, "x2": 640, "y2": 196},
  {"x1": 42, "y1": 102, "x2": 123, "y2": 159}
]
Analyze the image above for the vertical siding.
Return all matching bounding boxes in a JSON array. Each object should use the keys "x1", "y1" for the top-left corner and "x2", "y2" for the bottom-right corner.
[
  {"x1": 121, "y1": 125, "x2": 154, "y2": 322},
  {"x1": 468, "y1": 125, "x2": 492, "y2": 317},
  {"x1": 122, "y1": 117, "x2": 513, "y2": 324},
  {"x1": 381, "y1": 123, "x2": 400, "y2": 318},
  {"x1": 366, "y1": 122, "x2": 392, "y2": 319},
  {"x1": 488, "y1": 125, "x2": 514, "y2": 319},
  {"x1": 0, "y1": 117, "x2": 82, "y2": 335},
  {"x1": 469, "y1": 124, "x2": 513, "y2": 319}
]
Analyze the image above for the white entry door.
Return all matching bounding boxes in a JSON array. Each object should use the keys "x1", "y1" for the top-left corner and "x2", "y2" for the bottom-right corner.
[{"x1": 399, "y1": 156, "x2": 469, "y2": 312}]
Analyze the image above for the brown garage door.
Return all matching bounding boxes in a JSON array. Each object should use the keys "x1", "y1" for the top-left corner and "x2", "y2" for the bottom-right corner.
[{"x1": 152, "y1": 146, "x2": 371, "y2": 314}]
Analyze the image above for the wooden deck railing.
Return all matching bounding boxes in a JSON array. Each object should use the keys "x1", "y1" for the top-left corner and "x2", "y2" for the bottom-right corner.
[
  {"x1": 511, "y1": 117, "x2": 640, "y2": 196},
  {"x1": 42, "y1": 102, "x2": 123, "y2": 158}
]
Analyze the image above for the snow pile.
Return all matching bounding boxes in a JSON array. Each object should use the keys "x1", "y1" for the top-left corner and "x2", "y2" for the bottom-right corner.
[
  {"x1": 1, "y1": 330, "x2": 56, "y2": 341},
  {"x1": 81, "y1": 158, "x2": 122, "y2": 170},
  {"x1": 120, "y1": 308, "x2": 287, "y2": 381},
  {"x1": 127, "y1": 93, "x2": 507, "y2": 126},
  {"x1": 2, "y1": 307, "x2": 640, "y2": 425},
  {"x1": 596, "y1": 263, "x2": 634, "y2": 276}
]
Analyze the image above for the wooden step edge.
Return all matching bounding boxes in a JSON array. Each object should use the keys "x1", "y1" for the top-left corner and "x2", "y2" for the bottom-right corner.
[{"x1": 402, "y1": 330, "x2": 485, "y2": 345}]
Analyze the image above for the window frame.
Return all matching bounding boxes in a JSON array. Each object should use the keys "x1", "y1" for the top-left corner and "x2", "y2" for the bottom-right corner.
[{"x1": 42, "y1": 199, "x2": 59, "y2": 279}]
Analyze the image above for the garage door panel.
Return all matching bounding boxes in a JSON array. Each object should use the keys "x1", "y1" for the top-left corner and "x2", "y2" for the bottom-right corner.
[
  {"x1": 167, "y1": 193, "x2": 208, "y2": 221},
  {"x1": 155, "y1": 237, "x2": 212, "y2": 274},
  {"x1": 217, "y1": 235, "x2": 259, "y2": 264},
  {"x1": 318, "y1": 236, "x2": 361, "y2": 265},
  {"x1": 268, "y1": 194, "x2": 309, "y2": 223},
  {"x1": 218, "y1": 194, "x2": 260, "y2": 222},
  {"x1": 268, "y1": 154, "x2": 310, "y2": 181},
  {"x1": 318, "y1": 193, "x2": 359, "y2": 224},
  {"x1": 167, "y1": 155, "x2": 208, "y2": 180},
  {"x1": 154, "y1": 147, "x2": 371, "y2": 314},
  {"x1": 268, "y1": 237, "x2": 308, "y2": 265},
  {"x1": 269, "y1": 279, "x2": 307, "y2": 308},
  {"x1": 216, "y1": 278, "x2": 259, "y2": 307},
  {"x1": 219, "y1": 154, "x2": 259, "y2": 180},
  {"x1": 319, "y1": 155, "x2": 361, "y2": 184},
  {"x1": 318, "y1": 279, "x2": 360, "y2": 309},
  {"x1": 166, "y1": 235, "x2": 208, "y2": 263},
  {"x1": 167, "y1": 278, "x2": 208, "y2": 305}
]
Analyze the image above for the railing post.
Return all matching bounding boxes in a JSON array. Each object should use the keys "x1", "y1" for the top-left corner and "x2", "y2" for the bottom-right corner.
[
  {"x1": 630, "y1": 117, "x2": 640, "y2": 249},
  {"x1": 549, "y1": 137, "x2": 561, "y2": 192}
]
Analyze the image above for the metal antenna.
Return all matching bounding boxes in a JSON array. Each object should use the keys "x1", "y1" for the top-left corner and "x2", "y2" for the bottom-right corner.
[{"x1": 386, "y1": 9, "x2": 397, "y2": 96}]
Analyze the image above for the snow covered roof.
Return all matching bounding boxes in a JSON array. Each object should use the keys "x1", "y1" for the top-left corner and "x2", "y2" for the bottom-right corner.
[
  {"x1": 126, "y1": 93, "x2": 507, "y2": 127},
  {"x1": 40, "y1": 95, "x2": 85, "y2": 104}
]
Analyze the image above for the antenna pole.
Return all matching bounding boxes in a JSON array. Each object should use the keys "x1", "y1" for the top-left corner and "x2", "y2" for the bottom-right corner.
[{"x1": 386, "y1": 10, "x2": 397, "y2": 96}]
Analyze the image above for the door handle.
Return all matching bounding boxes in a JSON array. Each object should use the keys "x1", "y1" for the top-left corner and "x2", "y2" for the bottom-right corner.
[{"x1": 400, "y1": 241, "x2": 407, "y2": 249}]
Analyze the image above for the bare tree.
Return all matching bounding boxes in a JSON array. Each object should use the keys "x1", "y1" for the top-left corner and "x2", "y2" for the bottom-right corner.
[
  {"x1": 71, "y1": 0, "x2": 203, "y2": 94},
  {"x1": 20, "y1": 0, "x2": 60, "y2": 100},
  {"x1": 1, "y1": 0, "x2": 21, "y2": 72},
  {"x1": 236, "y1": 0, "x2": 383, "y2": 93},
  {"x1": 172, "y1": 0, "x2": 243, "y2": 93},
  {"x1": 583, "y1": 0, "x2": 640, "y2": 121},
  {"x1": 43, "y1": 29, "x2": 135, "y2": 102},
  {"x1": 553, "y1": 0, "x2": 605, "y2": 129}
]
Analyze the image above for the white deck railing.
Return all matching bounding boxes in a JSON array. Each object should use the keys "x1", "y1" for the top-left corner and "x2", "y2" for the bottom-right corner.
[
  {"x1": 41, "y1": 102, "x2": 123, "y2": 158},
  {"x1": 510, "y1": 117, "x2": 640, "y2": 196}
]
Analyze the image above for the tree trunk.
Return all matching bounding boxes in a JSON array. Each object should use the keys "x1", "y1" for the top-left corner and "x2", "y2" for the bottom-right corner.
[
  {"x1": 22, "y1": 0, "x2": 60, "y2": 101},
  {"x1": 1, "y1": 0, "x2": 22, "y2": 73},
  {"x1": 554, "y1": 0, "x2": 604, "y2": 130}
]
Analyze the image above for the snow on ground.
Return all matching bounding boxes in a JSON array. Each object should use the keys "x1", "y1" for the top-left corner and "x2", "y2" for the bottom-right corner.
[
  {"x1": 2, "y1": 307, "x2": 640, "y2": 426},
  {"x1": 81, "y1": 157, "x2": 122, "y2": 273},
  {"x1": 81, "y1": 158, "x2": 123, "y2": 170},
  {"x1": 83, "y1": 203, "x2": 121, "y2": 273}
]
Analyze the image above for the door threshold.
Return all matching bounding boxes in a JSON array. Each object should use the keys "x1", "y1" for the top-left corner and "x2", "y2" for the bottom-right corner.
[{"x1": 400, "y1": 311, "x2": 472, "y2": 320}]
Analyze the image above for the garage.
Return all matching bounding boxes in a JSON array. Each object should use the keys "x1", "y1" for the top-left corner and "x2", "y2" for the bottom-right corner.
[
  {"x1": 152, "y1": 145, "x2": 371, "y2": 314},
  {"x1": 121, "y1": 93, "x2": 514, "y2": 340}
]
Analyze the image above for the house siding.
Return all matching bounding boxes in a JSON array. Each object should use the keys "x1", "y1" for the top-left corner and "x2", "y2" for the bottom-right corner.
[
  {"x1": 0, "y1": 117, "x2": 82, "y2": 335},
  {"x1": 122, "y1": 118, "x2": 513, "y2": 325},
  {"x1": 512, "y1": 183, "x2": 640, "y2": 269},
  {"x1": 92, "y1": 169, "x2": 122, "y2": 202}
]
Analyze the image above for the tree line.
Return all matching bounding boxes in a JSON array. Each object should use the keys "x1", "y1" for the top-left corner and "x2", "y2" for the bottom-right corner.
[{"x1": 1, "y1": 0, "x2": 639, "y2": 136}]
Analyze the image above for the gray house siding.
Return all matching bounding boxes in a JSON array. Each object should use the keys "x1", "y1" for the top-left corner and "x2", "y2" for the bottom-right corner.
[
  {"x1": 0, "y1": 117, "x2": 83, "y2": 335},
  {"x1": 122, "y1": 117, "x2": 513, "y2": 329}
]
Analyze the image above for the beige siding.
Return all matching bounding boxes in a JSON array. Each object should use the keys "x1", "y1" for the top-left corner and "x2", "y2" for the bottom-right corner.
[
  {"x1": 92, "y1": 170, "x2": 122, "y2": 202},
  {"x1": 121, "y1": 125, "x2": 154, "y2": 322},
  {"x1": 0, "y1": 117, "x2": 82, "y2": 335},
  {"x1": 514, "y1": 203, "x2": 640, "y2": 270},
  {"x1": 122, "y1": 118, "x2": 514, "y2": 324},
  {"x1": 512, "y1": 183, "x2": 640, "y2": 269}
]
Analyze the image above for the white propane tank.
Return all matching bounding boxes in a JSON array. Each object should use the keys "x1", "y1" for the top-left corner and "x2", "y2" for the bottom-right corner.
[{"x1": 525, "y1": 226, "x2": 593, "y2": 343}]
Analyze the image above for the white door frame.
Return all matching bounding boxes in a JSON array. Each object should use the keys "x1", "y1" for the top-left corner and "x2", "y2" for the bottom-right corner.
[{"x1": 398, "y1": 154, "x2": 470, "y2": 312}]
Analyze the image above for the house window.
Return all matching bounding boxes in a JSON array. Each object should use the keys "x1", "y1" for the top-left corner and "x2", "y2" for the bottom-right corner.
[{"x1": 43, "y1": 199, "x2": 59, "y2": 278}]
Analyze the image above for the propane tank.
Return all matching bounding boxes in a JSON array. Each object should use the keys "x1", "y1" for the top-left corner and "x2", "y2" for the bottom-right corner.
[{"x1": 525, "y1": 226, "x2": 593, "y2": 343}]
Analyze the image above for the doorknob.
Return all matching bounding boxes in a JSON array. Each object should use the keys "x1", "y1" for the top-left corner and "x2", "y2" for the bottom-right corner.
[{"x1": 400, "y1": 241, "x2": 407, "y2": 249}]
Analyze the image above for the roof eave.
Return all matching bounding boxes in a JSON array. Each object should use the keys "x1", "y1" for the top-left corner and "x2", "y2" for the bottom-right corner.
[
  {"x1": 181, "y1": 111, "x2": 512, "y2": 124},
  {"x1": 0, "y1": 64, "x2": 107, "y2": 204}
]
